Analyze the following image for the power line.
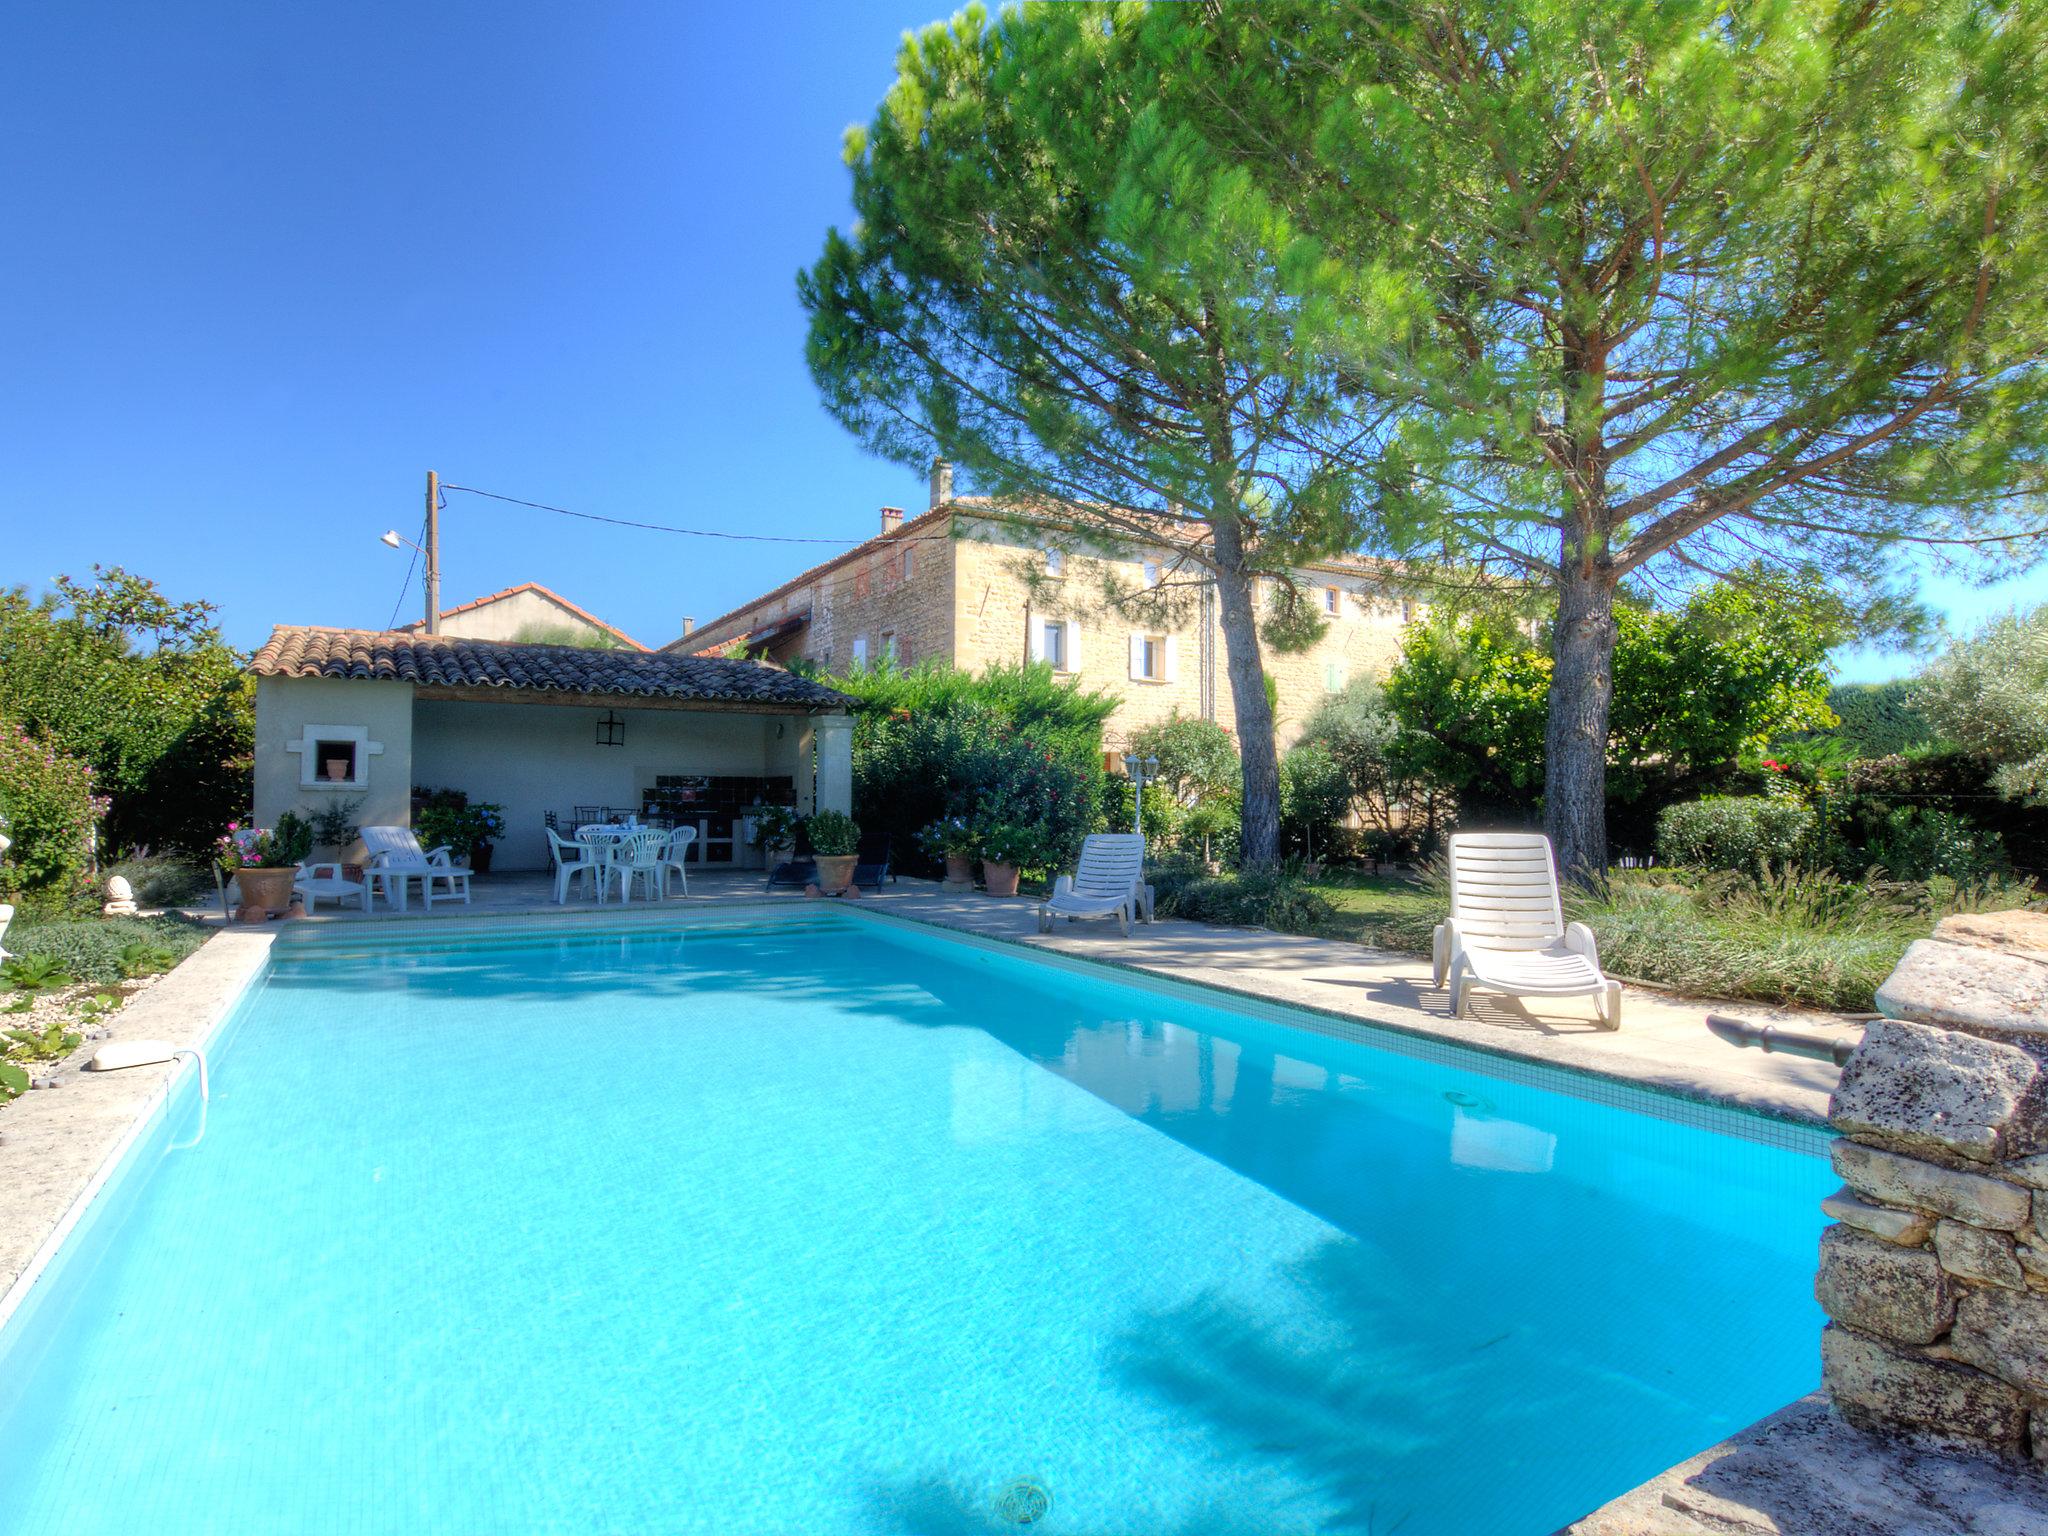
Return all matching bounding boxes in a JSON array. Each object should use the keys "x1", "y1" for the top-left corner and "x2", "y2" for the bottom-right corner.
[{"x1": 440, "y1": 482, "x2": 933, "y2": 545}]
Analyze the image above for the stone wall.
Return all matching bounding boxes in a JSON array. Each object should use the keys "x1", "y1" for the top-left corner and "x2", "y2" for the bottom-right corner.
[{"x1": 1818, "y1": 908, "x2": 2048, "y2": 1461}]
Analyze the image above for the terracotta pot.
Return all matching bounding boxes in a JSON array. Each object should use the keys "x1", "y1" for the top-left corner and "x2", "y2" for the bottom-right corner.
[
  {"x1": 983, "y1": 860, "x2": 1021, "y2": 898},
  {"x1": 814, "y1": 853, "x2": 858, "y2": 894},
  {"x1": 236, "y1": 866, "x2": 295, "y2": 915},
  {"x1": 944, "y1": 853, "x2": 974, "y2": 887},
  {"x1": 322, "y1": 758, "x2": 351, "y2": 782}
]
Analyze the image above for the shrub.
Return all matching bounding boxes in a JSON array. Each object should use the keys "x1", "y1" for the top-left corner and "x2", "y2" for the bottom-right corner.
[
  {"x1": 1830, "y1": 750, "x2": 2048, "y2": 875},
  {"x1": 1, "y1": 913, "x2": 207, "y2": 986},
  {"x1": 820, "y1": 659, "x2": 1114, "y2": 872},
  {"x1": 0, "y1": 719, "x2": 104, "y2": 913},
  {"x1": 804, "y1": 809, "x2": 860, "y2": 856},
  {"x1": 1280, "y1": 742, "x2": 1351, "y2": 861},
  {"x1": 1820, "y1": 682, "x2": 1933, "y2": 758},
  {"x1": 1858, "y1": 807, "x2": 2008, "y2": 883},
  {"x1": 107, "y1": 852, "x2": 215, "y2": 908},
  {"x1": 1656, "y1": 796, "x2": 1816, "y2": 872},
  {"x1": 1149, "y1": 859, "x2": 1336, "y2": 935}
]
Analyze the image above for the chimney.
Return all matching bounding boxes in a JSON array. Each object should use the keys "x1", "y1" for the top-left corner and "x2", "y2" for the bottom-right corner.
[
  {"x1": 681, "y1": 617, "x2": 696, "y2": 637},
  {"x1": 928, "y1": 457, "x2": 953, "y2": 510},
  {"x1": 880, "y1": 506, "x2": 904, "y2": 534}
]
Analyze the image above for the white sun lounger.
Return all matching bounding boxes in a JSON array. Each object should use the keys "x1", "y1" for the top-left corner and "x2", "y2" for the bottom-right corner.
[
  {"x1": 1037, "y1": 833, "x2": 1152, "y2": 936},
  {"x1": 1432, "y1": 831, "x2": 1622, "y2": 1028},
  {"x1": 361, "y1": 825, "x2": 472, "y2": 911}
]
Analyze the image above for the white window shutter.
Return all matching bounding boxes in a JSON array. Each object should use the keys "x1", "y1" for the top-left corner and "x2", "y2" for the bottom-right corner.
[
  {"x1": 1163, "y1": 634, "x2": 1180, "y2": 682},
  {"x1": 1128, "y1": 632, "x2": 1144, "y2": 681},
  {"x1": 1064, "y1": 620, "x2": 1082, "y2": 673},
  {"x1": 852, "y1": 633, "x2": 868, "y2": 664},
  {"x1": 1028, "y1": 620, "x2": 1046, "y2": 663}
]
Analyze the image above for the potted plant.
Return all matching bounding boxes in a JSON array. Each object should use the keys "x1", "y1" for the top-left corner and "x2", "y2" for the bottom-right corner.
[
  {"x1": 749, "y1": 804, "x2": 802, "y2": 864},
  {"x1": 216, "y1": 813, "x2": 314, "y2": 917},
  {"x1": 804, "y1": 809, "x2": 861, "y2": 894},
  {"x1": 415, "y1": 792, "x2": 506, "y2": 874},
  {"x1": 915, "y1": 815, "x2": 976, "y2": 888},
  {"x1": 307, "y1": 797, "x2": 365, "y2": 879},
  {"x1": 977, "y1": 821, "x2": 1044, "y2": 898}
]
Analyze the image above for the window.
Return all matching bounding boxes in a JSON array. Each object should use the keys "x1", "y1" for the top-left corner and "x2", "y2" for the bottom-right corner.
[
  {"x1": 1033, "y1": 617, "x2": 1079, "y2": 672},
  {"x1": 1401, "y1": 598, "x2": 1416, "y2": 623},
  {"x1": 1142, "y1": 559, "x2": 1161, "y2": 588},
  {"x1": 285, "y1": 723, "x2": 382, "y2": 789},
  {"x1": 902, "y1": 547, "x2": 915, "y2": 580},
  {"x1": 313, "y1": 739, "x2": 358, "y2": 783},
  {"x1": 1042, "y1": 621, "x2": 1066, "y2": 672},
  {"x1": 1045, "y1": 548, "x2": 1064, "y2": 576},
  {"x1": 1129, "y1": 631, "x2": 1173, "y2": 682},
  {"x1": 852, "y1": 633, "x2": 868, "y2": 665},
  {"x1": 1324, "y1": 586, "x2": 1341, "y2": 614},
  {"x1": 1324, "y1": 662, "x2": 1345, "y2": 693},
  {"x1": 879, "y1": 631, "x2": 897, "y2": 664}
]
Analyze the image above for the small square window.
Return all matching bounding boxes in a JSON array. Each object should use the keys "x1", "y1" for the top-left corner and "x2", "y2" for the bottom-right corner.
[{"x1": 313, "y1": 740, "x2": 358, "y2": 782}]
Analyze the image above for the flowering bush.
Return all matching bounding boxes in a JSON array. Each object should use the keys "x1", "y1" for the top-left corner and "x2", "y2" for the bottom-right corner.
[
  {"x1": 413, "y1": 788, "x2": 506, "y2": 855},
  {"x1": 914, "y1": 816, "x2": 975, "y2": 859},
  {"x1": 0, "y1": 719, "x2": 105, "y2": 912},
  {"x1": 214, "y1": 813, "x2": 314, "y2": 871},
  {"x1": 976, "y1": 819, "x2": 1051, "y2": 868}
]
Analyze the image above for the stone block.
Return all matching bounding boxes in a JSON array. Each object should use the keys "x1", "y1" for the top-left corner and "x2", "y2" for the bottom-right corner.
[
  {"x1": 1934, "y1": 1220, "x2": 2025, "y2": 1289},
  {"x1": 1817, "y1": 1226, "x2": 1956, "y2": 1344},
  {"x1": 1830, "y1": 1018, "x2": 2048, "y2": 1162},
  {"x1": 1935, "y1": 909, "x2": 2048, "y2": 965},
  {"x1": 1822, "y1": 1324, "x2": 2029, "y2": 1446},
  {"x1": 1949, "y1": 1288, "x2": 2048, "y2": 1395},
  {"x1": 1832, "y1": 1138, "x2": 2032, "y2": 1231},
  {"x1": 1821, "y1": 1186, "x2": 1932, "y2": 1245},
  {"x1": 2010, "y1": 1152, "x2": 2048, "y2": 1191},
  {"x1": 1875, "y1": 938, "x2": 2048, "y2": 1048}
]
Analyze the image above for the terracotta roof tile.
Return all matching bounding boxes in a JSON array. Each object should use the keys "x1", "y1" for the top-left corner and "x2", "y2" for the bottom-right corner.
[{"x1": 249, "y1": 627, "x2": 850, "y2": 709}]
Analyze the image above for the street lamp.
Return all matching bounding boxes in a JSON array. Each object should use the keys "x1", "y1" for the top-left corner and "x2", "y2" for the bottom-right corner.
[{"x1": 1122, "y1": 752, "x2": 1160, "y2": 836}]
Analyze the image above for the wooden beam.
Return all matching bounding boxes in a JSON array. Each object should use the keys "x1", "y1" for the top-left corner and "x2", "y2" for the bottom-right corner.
[{"x1": 411, "y1": 685, "x2": 830, "y2": 717}]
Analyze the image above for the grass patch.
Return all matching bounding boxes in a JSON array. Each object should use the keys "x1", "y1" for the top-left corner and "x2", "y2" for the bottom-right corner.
[
  {"x1": 3, "y1": 913, "x2": 210, "y2": 987},
  {"x1": 1301, "y1": 864, "x2": 2039, "y2": 1012}
]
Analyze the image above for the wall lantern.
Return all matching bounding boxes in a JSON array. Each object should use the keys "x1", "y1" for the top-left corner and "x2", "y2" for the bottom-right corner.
[{"x1": 596, "y1": 711, "x2": 626, "y2": 747}]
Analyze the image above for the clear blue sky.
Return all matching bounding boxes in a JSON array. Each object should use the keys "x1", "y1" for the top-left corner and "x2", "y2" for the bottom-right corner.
[{"x1": 4, "y1": 2, "x2": 2042, "y2": 671}]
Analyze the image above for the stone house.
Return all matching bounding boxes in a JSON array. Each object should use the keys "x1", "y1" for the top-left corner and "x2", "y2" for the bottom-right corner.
[
  {"x1": 669, "y1": 465, "x2": 1419, "y2": 752},
  {"x1": 248, "y1": 628, "x2": 853, "y2": 873}
]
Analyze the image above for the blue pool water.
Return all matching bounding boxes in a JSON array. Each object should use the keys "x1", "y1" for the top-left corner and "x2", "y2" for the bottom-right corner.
[{"x1": 0, "y1": 915, "x2": 1831, "y2": 1535}]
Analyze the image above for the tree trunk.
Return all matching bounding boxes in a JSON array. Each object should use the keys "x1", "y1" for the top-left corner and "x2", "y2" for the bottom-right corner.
[
  {"x1": 1543, "y1": 560, "x2": 1618, "y2": 884},
  {"x1": 1211, "y1": 517, "x2": 1281, "y2": 869}
]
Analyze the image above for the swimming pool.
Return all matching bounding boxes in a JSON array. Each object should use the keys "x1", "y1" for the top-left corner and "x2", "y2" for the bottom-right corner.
[{"x1": 0, "y1": 912, "x2": 1831, "y2": 1535}]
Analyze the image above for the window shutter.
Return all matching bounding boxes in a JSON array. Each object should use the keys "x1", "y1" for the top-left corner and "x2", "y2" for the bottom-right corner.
[
  {"x1": 1064, "y1": 620, "x2": 1082, "y2": 673},
  {"x1": 1128, "y1": 632, "x2": 1144, "y2": 681},
  {"x1": 852, "y1": 634, "x2": 868, "y2": 664},
  {"x1": 1028, "y1": 619, "x2": 1046, "y2": 663},
  {"x1": 1163, "y1": 635, "x2": 1179, "y2": 682}
]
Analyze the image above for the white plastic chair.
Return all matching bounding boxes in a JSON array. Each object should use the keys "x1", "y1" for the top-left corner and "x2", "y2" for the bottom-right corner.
[
  {"x1": 292, "y1": 862, "x2": 369, "y2": 915},
  {"x1": 1037, "y1": 833, "x2": 1152, "y2": 936},
  {"x1": 658, "y1": 826, "x2": 698, "y2": 897},
  {"x1": 1432, "y1": 832, "x2": 1622, "y2": 1028},
  {"x1": 608, "y1": 827, "x2": 669, "y2": 903},
  {"x1": 546, "y1": 828, "x2": 601, "y2": 904},
  {"x1": 360, "y1": 826, "x2": 472, "y2": 911}
]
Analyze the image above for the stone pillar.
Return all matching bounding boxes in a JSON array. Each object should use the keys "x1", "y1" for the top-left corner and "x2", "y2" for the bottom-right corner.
[
  {"x1": 813, "y1": 714, "x2": 854, "y2": 818},
  {"x1": 1818, "y1": 910, "x2": 2048, "y2": 1461}
]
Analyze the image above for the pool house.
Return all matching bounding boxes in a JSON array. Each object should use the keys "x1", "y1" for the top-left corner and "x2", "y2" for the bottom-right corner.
[{"x1": 248, "y1": 626, "x2": 855, "y2": 870}]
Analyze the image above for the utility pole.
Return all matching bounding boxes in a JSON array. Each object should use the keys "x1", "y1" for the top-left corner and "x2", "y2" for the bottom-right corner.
[{"x1": 424, "y1": 469, "x2": 442, "y2": 634}]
